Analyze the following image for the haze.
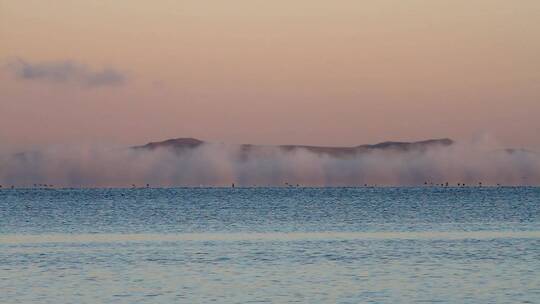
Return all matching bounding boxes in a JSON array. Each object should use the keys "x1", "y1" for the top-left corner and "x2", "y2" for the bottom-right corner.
[{"x1": 1, "y1": 0, "x2": 540, "y2": 152}]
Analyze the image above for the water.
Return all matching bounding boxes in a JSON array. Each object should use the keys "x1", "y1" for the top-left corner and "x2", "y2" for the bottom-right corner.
[{"x1": 1, "y1": 187, "x2": 539, "y2": 303}]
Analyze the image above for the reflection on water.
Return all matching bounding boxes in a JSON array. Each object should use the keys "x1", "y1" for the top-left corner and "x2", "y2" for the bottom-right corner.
[
  {"x1": 1, "y1": 187, "x2": 539, "y2": 303},
  {"x1": 1, "y1": 230, "x2": 540, "y2": 244}
]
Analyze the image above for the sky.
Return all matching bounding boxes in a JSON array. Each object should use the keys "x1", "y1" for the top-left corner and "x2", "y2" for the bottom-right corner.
[{"x1": 1, "y1": 0, "x2": 540, "y2": 152}]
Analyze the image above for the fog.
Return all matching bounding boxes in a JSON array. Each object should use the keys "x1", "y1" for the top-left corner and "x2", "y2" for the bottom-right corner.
[{"x1": 0, "y1": 140, "x2": 539, "y2": 188}]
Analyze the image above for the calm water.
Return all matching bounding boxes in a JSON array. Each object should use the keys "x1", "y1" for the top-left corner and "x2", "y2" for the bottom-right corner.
[{"x1": 1, "y1": 187, "x2": 539, "y2": 303}]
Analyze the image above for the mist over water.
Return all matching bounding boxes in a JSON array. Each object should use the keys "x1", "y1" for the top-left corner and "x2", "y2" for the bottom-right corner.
[{"x1": 1, "y1": 140, "x2": 539, "y2": 187}]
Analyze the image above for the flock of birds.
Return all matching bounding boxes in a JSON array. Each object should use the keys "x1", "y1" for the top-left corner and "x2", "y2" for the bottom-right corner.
[
  {"x1": 0, "y1": 182, "x2": 506, "y2": 189},
  {"x1": 422, "y1": 181, "x2": 501, "y2": 187}
]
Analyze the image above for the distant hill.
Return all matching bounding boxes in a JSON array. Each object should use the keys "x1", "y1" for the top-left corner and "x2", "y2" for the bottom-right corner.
[
  {"x1": 132, "y1": 137, "x2": 454, "y2": 158},
  {"x1": 133, "y1": 137, "x2": 204, "y2": 151}
]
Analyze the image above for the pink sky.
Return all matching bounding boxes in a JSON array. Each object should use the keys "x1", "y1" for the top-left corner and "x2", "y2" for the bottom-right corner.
[{"x1": 1, "y1": 0, "x2": 539, "y2": 151}]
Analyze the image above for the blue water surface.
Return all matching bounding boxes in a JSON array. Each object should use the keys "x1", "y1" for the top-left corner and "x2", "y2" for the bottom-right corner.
[{"x1": 1, "y1": 187, "x2": 539, "y2": 303}]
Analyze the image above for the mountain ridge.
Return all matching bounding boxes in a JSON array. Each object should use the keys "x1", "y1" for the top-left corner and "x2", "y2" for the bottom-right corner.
[{"x1": 132, "y1": 137, "x2": 455, "y2": 158}]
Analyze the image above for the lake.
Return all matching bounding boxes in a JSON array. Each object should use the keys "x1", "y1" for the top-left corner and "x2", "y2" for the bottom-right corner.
[{"x1": 1, "y1": 187, "x2": 539, "y2": 303}]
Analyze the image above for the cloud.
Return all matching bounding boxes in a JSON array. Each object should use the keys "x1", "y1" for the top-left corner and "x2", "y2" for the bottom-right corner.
[{"x1": 5, "y1": 58, "x2": 126, "y2": 87}]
